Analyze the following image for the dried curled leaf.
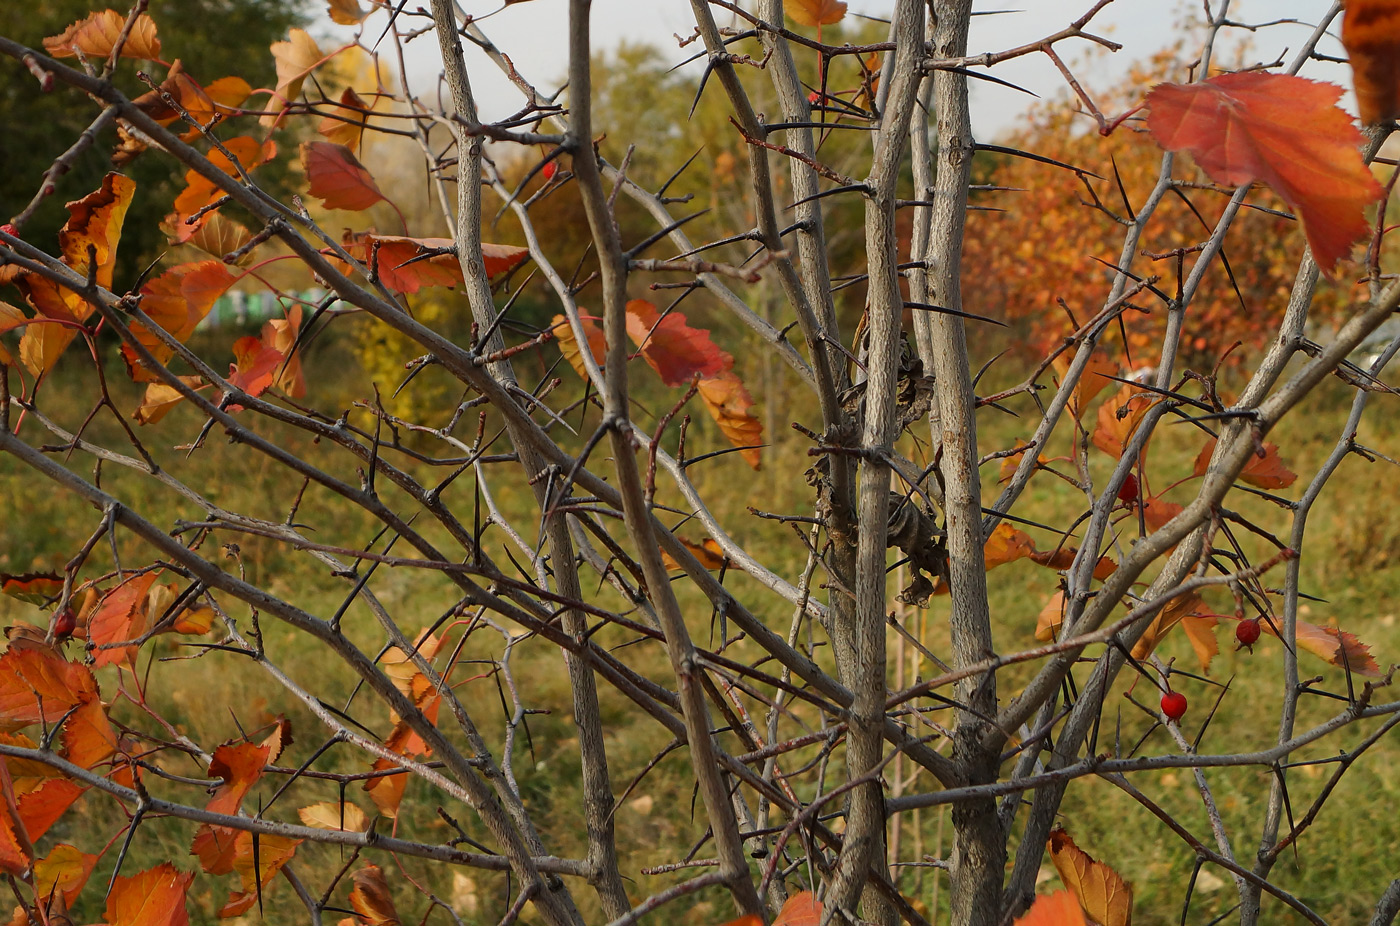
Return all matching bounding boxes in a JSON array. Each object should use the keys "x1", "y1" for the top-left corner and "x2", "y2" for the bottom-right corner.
[
  {"x1": 1146, "y1": 72, "x2": 1384, "y2": 274},
  {"x1": 44, "y1": 9, "x2": 161, "y2": 60},
  {"x1": 1343, "y1": 0, "x2": 1400, "y2": 125},
  {"x1": 1258, "y1": 617, "x2": 1381, "y2": 676},
  {"x1": 1048, "y1": 827, "x2": 1134, "y2": 926},
  {"x1": 349, "y1": 865, "x2": 401, "y2": 926}
]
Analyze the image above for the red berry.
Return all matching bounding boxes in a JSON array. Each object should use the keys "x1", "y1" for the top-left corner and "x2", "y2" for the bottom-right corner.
[
  {"x1": 1236, "y1": 617, "x2": 1261, "y2": 647},
  {"x1": 807, "y1": 90, "x2": 821, "y2": 104},
  {"x1": 1160, "y1": 690, "x2": 1188, "y2": 721},
  {"x1": 542, "y1": 160, "x2": 557, "y2": 181},
  {"x1": 1116, "y1": 473, "x2": 1139, "y2": 505},
  {"x1": 51, "y1": 607, "x2": 76, "y2": 640},
  {"x1": 0, "y1": 224, "x2": 16, "y2": 237}
]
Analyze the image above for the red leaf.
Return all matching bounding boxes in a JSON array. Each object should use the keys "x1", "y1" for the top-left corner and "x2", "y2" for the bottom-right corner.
[
  {"x1": 105, "y1": 864, "x2": 192, "y2": 926},
  {"x1": 302, "y1": 141, "x2": 387, "y2": 211},
  {"x1": 1343, "y1": 0, "x2": 1400, "y2": 125},
  {"x1": 63, "y1": 697, "x2": 118, "y2": 770},
  {"x1": 319, "y1": 87, "x2": 371, "y2": 154},
  {"x1": 624, "y1": 299, "x2": 733, "y2": 386},
  {"x1": 1146, "y1": 73, "x2": 1384, "y2": 274},
  {"x1": 337, "y1": 232, "x2": 530, "y2": 294},
  {"x1": 18, "y1": 778, "x2": 84, "y2": 843}
]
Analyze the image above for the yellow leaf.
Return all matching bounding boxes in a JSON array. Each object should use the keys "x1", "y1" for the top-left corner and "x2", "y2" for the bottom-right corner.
[
  {"x1": 264, "y1": 28, "x2": 324, "y2": 126},
  {"x1": 299, "y1": 800, "x2": 369, "y2": 832},
  {"x1": 328, "y1": 0, "x2": 369, "y2": 25}
]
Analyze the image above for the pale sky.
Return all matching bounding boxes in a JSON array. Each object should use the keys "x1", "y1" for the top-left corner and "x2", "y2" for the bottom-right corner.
[{"x1": 336, "y1": 0, "x2": 1350, "y2": 140}]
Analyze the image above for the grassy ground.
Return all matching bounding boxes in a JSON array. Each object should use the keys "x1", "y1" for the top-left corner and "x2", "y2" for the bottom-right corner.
[{"x1": 3, "y1": 326, "x2": 1400, "y2": 926}]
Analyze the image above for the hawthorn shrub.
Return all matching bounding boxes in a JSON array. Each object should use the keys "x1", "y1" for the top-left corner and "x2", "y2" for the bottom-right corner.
[{"x1": 0, "y1": 3, "x2": 1398, "y2": 926}]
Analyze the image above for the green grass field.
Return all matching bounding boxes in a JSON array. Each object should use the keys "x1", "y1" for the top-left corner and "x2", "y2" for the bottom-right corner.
[{"x1": 4, "y1": 325, "x2": 1400, "y2": 925}]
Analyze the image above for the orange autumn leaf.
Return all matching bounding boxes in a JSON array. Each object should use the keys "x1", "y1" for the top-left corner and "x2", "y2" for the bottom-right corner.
[
  {"x1": 302, "y1": 141, "x2": 387, "y2": 211},
  {"x1": 0, "y1": 647, "x2": 99, "y2": 731},
  {"x1": 206, "y1": 740, "x2": 271, "y2": 816},
  {"x1": 319, "y1": 87, "x2": 371, "y2": 154},
  {"x1": 44, "y1": 9, "x2": 161, "y2": 60},
  {"x1": 217, "y1": 831, "x2": 302, "y2": 917},
  {"x1": 170, "y1": 136, "x2": 276, "y2": 236},
  {"x1": 1047, "y1": 827, "x2": 1133, "y2": 926},
  {"x1": 1054, "y1": 354, "x2": 1118, "y2": 419},
  {"x1": 17, "y1": 173, "x2": 136, "y2": 375},
  {"x1": 786, "y1": 0, "x2": 846, "y2": 27},
  {"x1": 717, "y1": 918, "x2": 761, "y2": 926},
  {"x1": 625, "y1": 299, "x2": 733, "y2": 386},
  {"x1": 349, "y1": 865, "x2": 401, "y2": 926},
  {"x1": 1030, "y1": 547, "x2": 1118, "y2": 581},
  {"x1": 551, "y1": 313, "x2": 605, "y2": 381},
  {"x1": 1343, "y1": 0, "x2": 1400, "y2": 125},
  {"x1": 1139, "y1": 494, "x2": 1183, "y2": 534},
  {"x1": 660, "y1": 537, "x2": 727, "y2": 572},
  {"x1": 1257, "y1": 617, "x2": 1381, "y2": 676},
  {"x1": 772, "y1": 891, "x2": 822, "y2": 926},
  {"x1": 1091, "y1": 384, "x2": 1158, "y2": 469},
  {"x1": 985, "y1": 522, "x2": 1037, "y2": 569},
  {"x1": 1192, "y1": 437, "x2": 1297, "y2": 489},
  {"x1": 63, "y1": 697, "x2": 118, "y2": 770},
  {"x1": 1036, "y1": 590, "x2": 1069, "y2": 642},
  {"x1": 122, "y1": 260, "x2": 236, "y2": 381},
  {"x1": 0, "y1": 302, "x2": 25, "y2": 366},
  {"x1": 18, "y1": 778, "x2": 85, "y2": 843},
  {"x1": 697, "y1": 371, "x2": 763, "y2": 469},
  {"x1": 87, "y1": 571, "x2": 161, "y2": 668},
  {"x1": 33, "y1": 844, "x2": 98, "y2": 911},
  {"x1": 998, "y1": 439, "x2": 1059, "y2": 484},
  {"x1": 105, "y1": 864, "x2": 192, "y2": 926},
  {"x1": 264, "y1": 28, "x2": 324, "y2": 126},
  {"x1": 0, "y1": 570, "x2": 61, "y2": 607},
  {"x1": 338, "y1": 232, "x2": 530, "y2": 293},
  {"x1": 1014, "y1": 890, "x2": 1088, "y2": 926},
  {"x1": 1131, "y1": 591, "x2": 1223, "y2": 671},
  {"x1": 1146, "y1": 72, "x2": 1384, "y2": 274},
  {"x1": 262, "y1": 304, "x2": 306, "y2": 398}
]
